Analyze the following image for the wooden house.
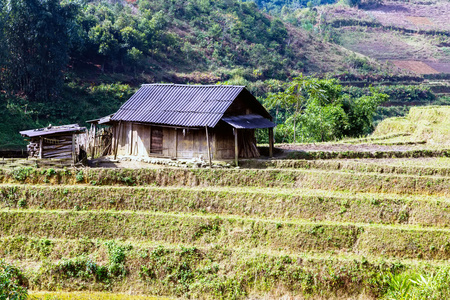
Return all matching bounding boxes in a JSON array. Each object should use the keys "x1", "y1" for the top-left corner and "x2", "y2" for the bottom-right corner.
[
  {"x1": 109, "y1": 84, "x2": 275, "y2": 164},
  {"x1": 20, "y1": 124, "x2": 87, "y2": 163}
]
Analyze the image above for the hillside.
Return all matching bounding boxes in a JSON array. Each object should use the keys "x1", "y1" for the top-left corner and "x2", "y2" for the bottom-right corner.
[
  {"x1": 72, "y1": 0, "x2": 390, "y2": 83},
  {"x1": 315, "y1": 0, "x2": 450, "y2": 76},
  {"x1": 0, "y1": 0, "x2": 398, "y2": 150},
  {"x1": 1, "y1": 0, "x2": 449, "y2": 151},
  {"x1": 1, "y1": 150, "x2": 450, "y2": 298}
]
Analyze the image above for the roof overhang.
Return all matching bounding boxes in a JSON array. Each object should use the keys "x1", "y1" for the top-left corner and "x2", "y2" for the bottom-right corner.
[
  {"x1": 221, "y1": 114, "x2": 276, "y2": 129},
  {"x1": 86, "y1": 114, "x2": 114, "y2": 125},
  {"x1": 20, "y1": 124, "x2": 86, "y2": 138}
]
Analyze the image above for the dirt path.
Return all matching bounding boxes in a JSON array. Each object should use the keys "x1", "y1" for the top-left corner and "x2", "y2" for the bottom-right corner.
[{"x1": 276, "y1": 143, "x2": 426, "y2": 153}]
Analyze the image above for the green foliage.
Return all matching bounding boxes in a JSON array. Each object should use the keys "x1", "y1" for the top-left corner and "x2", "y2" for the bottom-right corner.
[
  {"x1": 267, "y1": 75, "x2": 388, "y2": 142},
  {"x1": 55, "y1": 255, "x2": 107, "y2": 281},
  {"x1": 0, "y1": 0, "x2": 78, "y2": 102},
  {"x1": 342, "y1": 88, "x2": 389, "y2": 136},
  {"x1": 11, "y1": 167, "x2": 34, "y2": 182},
  {"x1": 344, "y1": 85, "x2": 435, "y2": 105},
  {"x1": 374, "y1": 106, "x2": 411, "y2": 124},
  {"x1": 17, "y1": 199, "x2": 27, "y2": 209},
  {"x1": 384, "y1": 267, "x2": 450, "y2": 300},
  {"x1": 0, "y1": 94, "x2": 45, "y2": 149},
  {"x1": 249, "y1": 0, "x2": 339, "y2": 14},
  {"x1": 300, "y1": 99, "x2": 349, "y2": 142},
  {"x1": 46, "y1": 168, "x2": 56, "y2": 177},
  {"x1": 345, "y1": 54, "x2": 374, "y2": 73},
  {"x1": 48, "y1": 242, "x2": 131, "y2": 283},
  {"x1": 0, "y1": 260, "x2": 28, "y2": 300},
  {"x1": 76, "y1": 171, "x2": 84, "y2": 182},
  {"x1": 105, "y1": 241, "x2": 129, "y2": 277},
  {"x1": 65, "y1": 0, "x2": 295, "y2": 78},
  {"x1": 0, "y1": 82, "x2": 135, "y2": 149},
  {"x1": 345, "y1": 0, "x2": 383, "y2": 7}
]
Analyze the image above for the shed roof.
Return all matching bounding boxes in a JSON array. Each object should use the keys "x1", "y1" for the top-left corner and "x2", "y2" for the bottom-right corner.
[
  {"x1": 111, "y1": 84, "x2": 272, "y2": 128},
  {"x1": 20, "y1": 124, "x2": 86, "y2": 138},
  {"x1": 86, "y1": 114, "x2": 114, "y2": 125},
  {"x1": 222, "y1": 114, "x2": 275, "y2": 129}
]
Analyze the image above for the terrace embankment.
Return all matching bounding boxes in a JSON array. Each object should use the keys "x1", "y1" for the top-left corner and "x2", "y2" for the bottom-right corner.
[
  {"x1": 1, "y1": 155, "x2": 449, "y2": 298},
  {"x1": 1, "y1": 185, "x2": 450, "y2": 227},
  {"x1": 0, "y1": 237, "x2": 414, "y2": 299},
  {"x1": 1, "y1": 167, "x2": 449, "y2": 195},
  {"x1": 2, "y1": 209, "x2": 450, "y2": 259}
]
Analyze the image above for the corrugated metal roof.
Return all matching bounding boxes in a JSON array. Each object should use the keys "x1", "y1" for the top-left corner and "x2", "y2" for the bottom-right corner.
[
  {"x1": 111, "y1": 84, "x2": 248, "y2": 127},
  {"x1": 20, "y1": 124, "x2": 86, "y2": 138},
  {"x1": 222, "y1": 114, "x2": 276, "y2": 129}
]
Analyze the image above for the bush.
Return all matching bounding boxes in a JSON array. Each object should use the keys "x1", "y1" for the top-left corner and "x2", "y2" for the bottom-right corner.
[
  {"x1": 0, "y1": 260, "x2": 28, "y2": 300},
  {"x1": 384, "y1": 267, "x2": 450, "y2": 299}
]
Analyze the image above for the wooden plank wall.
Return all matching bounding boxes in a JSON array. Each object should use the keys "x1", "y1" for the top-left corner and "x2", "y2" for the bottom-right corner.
[
  {"x1": 113, "y1": 122, "x2": 255, "y2": 159},
  {"x1": 132, "y1": 124, "x2": 151, "y2": 157},
  {"x1": 41, "y1": 134, "x2": 73, "y2": 159},
  {"x1": 176, "y1": 128, "x2": 210, "y2": 159},
  {"x1": 213, "y1": 123, "x2": 234, "y2": 159}
]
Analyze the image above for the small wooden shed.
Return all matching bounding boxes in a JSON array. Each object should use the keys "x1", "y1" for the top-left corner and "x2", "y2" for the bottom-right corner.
[
  {"x1": 20, "y1": 124, "x2": 87, "y2": 163},
  {"x1": 109, "y1": 84, "x2": 275, "y2": 164}
]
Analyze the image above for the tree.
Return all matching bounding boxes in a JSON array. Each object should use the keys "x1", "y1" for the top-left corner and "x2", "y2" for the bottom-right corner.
[
  {"x1": 343, "y1": 88, "x2": 389, "y2": 136},
  {"x1": 0, "y1": 0, "x2": 78, "y2": 102},
  {"x1": 300, "y1": 99, "x2": 349, "y2": 142},
  {"x1": 88, "y1": 20, "x2": 120, "y2": 72},
  {"x1": 267, "y1": 76, "x2": 388, "y2": 143},
  {"x1": 268, "y1": 75, "x2": 324, "y2": 142}
]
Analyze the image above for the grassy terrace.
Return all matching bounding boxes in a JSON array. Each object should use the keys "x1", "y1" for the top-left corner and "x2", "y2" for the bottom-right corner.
[
  {"x1": 240, "y1": 157, "x2": 450, "y2": 176},
  {"x1": 4, "y1": 209, "x2": 450, "y2": 259},
  {"x1": 1, "y1": 167, "x2": 449, "y2": 195},
  {"x1": 1, "y1": 185, "x2": 450, "y2": 227},
  {"x1": 1, "y1": 154, "x2": 449, "y2": 298}
]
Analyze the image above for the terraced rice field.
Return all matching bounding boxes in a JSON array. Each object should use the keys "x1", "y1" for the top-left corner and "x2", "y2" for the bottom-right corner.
[
  {"x1": 319, "y1": 0, "x2": 450, "y2": 75},
  {"x1": 1, "y1": 154, "x2": 450, "y2": 298}
]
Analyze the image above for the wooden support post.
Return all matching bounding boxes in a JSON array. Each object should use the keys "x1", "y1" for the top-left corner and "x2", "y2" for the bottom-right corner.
[
  {"x1": 175, "y1": 128, "x2": 178, "y2": 158},
  {"x1": 205, "y1": 126, "x2": 212, "y2": 167},
  {"x1": 91, "y1": 124, "x2": 97, "y2": 159},
  {"x1": 72, "y1": 134, "x2": 76, "y2": 164},
  {"x1": 234, "y1": 128, "x2": 238, "y2": 167},
  {"x1": 39, "y1": 137, "x2": 43, "y2": 159},
  {"x1": 114, "y1": 121, "x2": 122, "y2": 160},
  {"x1": 269, "y1": 127, "x2": 274, "y2": 158},
  {"x1": 130, "y1": 123, "x2": 134, "y2": 155},
  {"x1": 149, "y1": 126, "x2": 152, "y2": 153}
]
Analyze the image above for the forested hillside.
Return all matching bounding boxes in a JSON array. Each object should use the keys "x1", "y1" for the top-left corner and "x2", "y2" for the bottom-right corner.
[
  {"x1": 0, "y1": 0, "x2": 397, "y2": 149},
  {"x1": 3, "y1": 0, "x2": 447, "y2": 149}
]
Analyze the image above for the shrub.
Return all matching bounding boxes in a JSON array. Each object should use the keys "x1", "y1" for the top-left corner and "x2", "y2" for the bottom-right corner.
[
  {"x1": 11, "y1": 167, "x2": 34, "y2": 182},
  {"x1": 0, "y1": 260, "x2": 28, "y2": 300},
  {"x1": 75, "y1": 171, "x2": 84, "y2": 182}
]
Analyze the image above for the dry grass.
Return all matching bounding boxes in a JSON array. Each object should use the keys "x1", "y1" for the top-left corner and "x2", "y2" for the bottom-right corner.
[
  {"x1": 2, "y1": 183, "x2": 450, "y2": 227},
  {"x1": 3, "y1": 209, "x2": 450, "y2": 259},
  {"x1": 373, "y1": 106, "x2": 450, "y2": 145},
  {"x1": 1, "y1": 167, "x2": 449, "y2": 195},
  {"x1": 392, "y1": 60, "x2": 439, "y2": 74}
]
